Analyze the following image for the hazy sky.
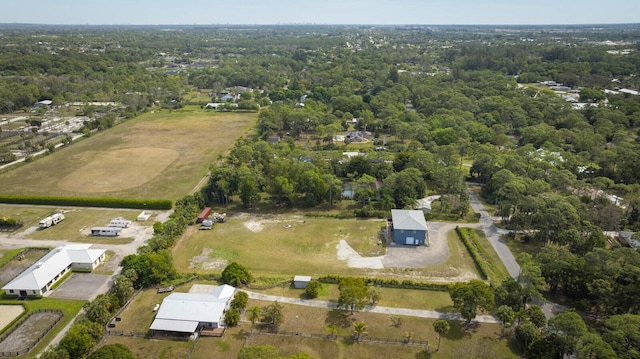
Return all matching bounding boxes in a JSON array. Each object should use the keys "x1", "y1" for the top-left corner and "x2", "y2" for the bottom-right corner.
[{"x1": 1, "y1": 0, "x2": 638, "y2": 25}]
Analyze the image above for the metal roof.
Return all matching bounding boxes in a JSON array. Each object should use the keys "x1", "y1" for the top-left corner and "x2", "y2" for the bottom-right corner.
[
  {"x1": 150, "y1": 285, "x2": 236, "y2": 333},
  {"x1": 391, "y1": 209, "x2": 428, "y2": 231},
  {"x1": 2, "y1": 245, "x2": 105, "y2": 291},
  {"x1": 150, "y1": 318, "x2": 198, "y2": 333}
]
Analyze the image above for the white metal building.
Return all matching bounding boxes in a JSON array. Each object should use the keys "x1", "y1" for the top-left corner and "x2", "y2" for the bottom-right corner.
[
  {"x1": 150, "y1": 284, "x2": 236, "y2": 334},
  {"x1": 2, "y1": 244, "x2": 106, "y2": 297}
]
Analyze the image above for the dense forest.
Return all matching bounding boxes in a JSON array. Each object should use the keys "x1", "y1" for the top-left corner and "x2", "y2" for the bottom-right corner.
[{"x1": 3, "y1": 24, "x2": 640, "y2": 358}]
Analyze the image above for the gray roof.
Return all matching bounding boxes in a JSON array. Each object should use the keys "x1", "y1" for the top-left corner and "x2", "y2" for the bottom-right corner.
[{"x1": 391, "y1": 210, "x2": 428, "y2": 231}]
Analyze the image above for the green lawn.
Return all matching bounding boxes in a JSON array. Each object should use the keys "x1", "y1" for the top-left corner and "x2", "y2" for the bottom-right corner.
[{"x1": 0, "y1": 106, "x2": 256, "y2": 202}]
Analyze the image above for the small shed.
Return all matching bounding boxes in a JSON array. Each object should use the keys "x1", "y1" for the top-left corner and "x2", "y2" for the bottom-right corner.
[
  {"x1": 137, "y1": 211, "x2": 152, "y2": 221},
  {"x1": 293, "y1": 276, "x2": 311, "y2": 289}
]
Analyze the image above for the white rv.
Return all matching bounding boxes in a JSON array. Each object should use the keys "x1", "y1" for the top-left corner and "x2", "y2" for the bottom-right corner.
[
  {"x1": 90, "y1": 227, "x2": 122, "y2": 237},
  {"x1": 108, "y1": 219, "x2": 132, "y2": 228},
  {"x1": 39, "y1": 213, "x2": 65, "y2": 228}
]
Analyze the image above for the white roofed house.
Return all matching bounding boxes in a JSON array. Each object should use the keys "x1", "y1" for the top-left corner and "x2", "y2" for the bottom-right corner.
[
  {"x1": 2, "y1": 244, "x2": 106, "y2": 298},
  {"x1": 150, "y1": 284, "x2": 236, "y2": 336}
]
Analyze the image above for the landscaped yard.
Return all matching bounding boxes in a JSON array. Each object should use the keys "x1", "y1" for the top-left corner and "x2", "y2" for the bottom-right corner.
[{"x1": 0, "y1": 106, "x2": 256, "y2": 202}]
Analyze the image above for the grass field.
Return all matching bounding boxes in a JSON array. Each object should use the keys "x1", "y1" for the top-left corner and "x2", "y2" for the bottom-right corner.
[
  {"x1": 173, "y1": 216, "x2": 386, "y2": 278},
  {"x1": 104, "y1": 288, "x2": 518, "y2": 359},
  {"x1": 0, "y1": 106, "x2": 256, "y2": 202}
]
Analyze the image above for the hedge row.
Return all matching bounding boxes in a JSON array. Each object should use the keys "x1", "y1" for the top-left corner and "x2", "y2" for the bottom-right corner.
[
  {"x1": 317, "y1": 275, "x2": 450, "y2": 292},
  {"x1": 0, "y1": 195, "x2": 172, "y2": 210},
  {"x1": 0, "y1": 216, "x2": 23, "y2": 228},
  {"x1": 455, "y1": 226, "x2": 504, "y2": 282}
]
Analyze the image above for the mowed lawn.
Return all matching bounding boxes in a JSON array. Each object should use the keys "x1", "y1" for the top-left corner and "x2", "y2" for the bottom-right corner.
[
  {"x1": 0, "y1": 107, "x2": 256, "y2": 202},
  {"x1": 173, "y1": 216, "x2": 388, "y2": 278}
]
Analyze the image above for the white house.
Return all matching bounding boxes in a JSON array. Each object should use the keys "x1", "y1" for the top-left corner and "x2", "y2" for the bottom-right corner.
[
  {"x1": 2, "y1": 244, "x2": 106, "y2": 297},
  {"x1": 150, "y1": 284, "x2": 236, "y2": 334}
]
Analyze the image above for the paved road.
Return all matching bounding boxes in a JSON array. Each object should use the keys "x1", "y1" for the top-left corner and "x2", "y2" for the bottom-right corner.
[
  {"x1": 245, "y1": 291, "x2": 499, "y2": 324},
  {"x1": 466, "y1": 186, "x2": 521, "y2": 279}
]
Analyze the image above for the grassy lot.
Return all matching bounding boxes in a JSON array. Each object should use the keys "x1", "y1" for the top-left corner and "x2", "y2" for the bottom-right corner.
[
  {"x1": 106, "y1": 287, "x2": 517, "y2": 359},
  {"x1": 0, "y1": 106, "x2": 256, "y2": 202},
  {"x1": 10, "y1": 206, "x2": 145, "y2": 243},
  {"x1": 174, "y1": 216, "x2": 485, "y2": 284},
  {"x1": 0, "y1": 205, "x2": 56, "y2": 231},
  {"x1": 457, "y1": 228, "x2": 510, "y2": 283},
  {"x1": 191, "y1": 299, "x2": 518, "y2": 359},
  {"x1": 505, "y1": 234, "x2": 546, "y2": 260},
  {"x1": 0, "y1": 297, "x2": 85, "y2": 358},
  {"x1": 173, "y1": 216, "x2": 387, "y2": 278}
]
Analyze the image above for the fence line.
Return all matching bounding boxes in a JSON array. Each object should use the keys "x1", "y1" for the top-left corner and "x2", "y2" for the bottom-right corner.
[
  {"x1": 246, "y1": 329, "x2": 431, "y2": 348},
  {"x1": 0, "y1": 309, "x2": 63, "y2": 357}
]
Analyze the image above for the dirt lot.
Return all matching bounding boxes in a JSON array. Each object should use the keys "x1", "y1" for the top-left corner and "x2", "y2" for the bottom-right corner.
[
  {"x1": 0, "y1": 249, "x2": 49, "y2": 287},
  {"x1": 0, "y1": 311, "x2": 61, "y2": 353}
]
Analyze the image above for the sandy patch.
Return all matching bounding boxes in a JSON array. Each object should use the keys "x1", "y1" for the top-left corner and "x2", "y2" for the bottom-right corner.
[
  {"x1": 57, "y1": 147, "x2": 179, "y2": 193},
  {"x1": 189, "y1": 248, "x2": 228, "y2": 270},
  {"x1": 336, "y1": 240, "x2": 384, "y2": 269},
  {"x1": 0, "y1": 305, "x2": 24, "y2": 331}
]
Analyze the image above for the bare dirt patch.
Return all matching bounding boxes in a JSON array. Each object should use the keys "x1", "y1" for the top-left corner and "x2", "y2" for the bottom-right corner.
[
  {"x1": 0, "y1": 311, "x2": 61, "y2": 354},
  {"x1": 0, "y1": 305, "x2": 24, "y2": 331},
  {"x1": 189, "y1": 248, "x2": 228, "y2": 270},
  {"x1": 0, "y1": 249, "x2": 49, "y2": 287},
  {"x1": 57, "y1": 147, "x2": 178, "y2": 193}
]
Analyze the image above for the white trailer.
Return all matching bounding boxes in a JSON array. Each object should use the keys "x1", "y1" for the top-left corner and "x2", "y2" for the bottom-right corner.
[
  {"x1": 108, "y1": 219, "x2": 132, "y2": 228},
  {"x1": 38, "y1": 213, "x2": 65, "y2": 228},
  {"x1": 90, "y1": 227, "x2": 122, "y2": 237}
]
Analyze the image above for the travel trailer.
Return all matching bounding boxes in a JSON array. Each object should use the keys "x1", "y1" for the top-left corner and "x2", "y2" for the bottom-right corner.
[{"x1": 39, "y1": 213, "x2": 65, "y2": 228}]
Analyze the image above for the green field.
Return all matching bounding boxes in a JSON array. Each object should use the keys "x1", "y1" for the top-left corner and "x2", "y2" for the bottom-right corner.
[
  {"x1": 0, "y1": 107, "x2": 256, "y2": 202},
  {"x1": 101, "y1": 287, "x2": 518, "y2": 359},
  {"x1": 173, "y1": 216, "x2": 386, "y2": 278}
]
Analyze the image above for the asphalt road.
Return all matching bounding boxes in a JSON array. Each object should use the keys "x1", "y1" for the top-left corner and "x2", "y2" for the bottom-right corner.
[{"x1": 466, "y1": 186, "x2": 522, "y2": 279}]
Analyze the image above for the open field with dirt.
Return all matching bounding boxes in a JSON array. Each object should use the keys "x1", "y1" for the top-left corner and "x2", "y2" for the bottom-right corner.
[
  {"x1": 0, "y1": 107, "x2": 256, "y2": 201},
  {"x1": 173, "y1": 214, "x2": 484, "y2": 283}
]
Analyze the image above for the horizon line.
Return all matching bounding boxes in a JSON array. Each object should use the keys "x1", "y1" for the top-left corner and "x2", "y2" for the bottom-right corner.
[{"x1": 1, "y1": 22, "x2": 639, "y2": 27}]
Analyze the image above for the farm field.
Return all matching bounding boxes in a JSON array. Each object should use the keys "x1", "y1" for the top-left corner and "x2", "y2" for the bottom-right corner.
[{"x1": 0, "y1": 107, "x2": 257, "y2": 202}]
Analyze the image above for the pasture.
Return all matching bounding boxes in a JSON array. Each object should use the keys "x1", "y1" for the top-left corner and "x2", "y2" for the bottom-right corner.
[
  {"x1": 101, "y1": 287, "x2": 518, "y2": 359},
  {"x1": 0, "y1": 107, "x2": 257, "y2": 202},
  {"x1": 173, "y1": 214, "x2": 484, "y2": 283}
]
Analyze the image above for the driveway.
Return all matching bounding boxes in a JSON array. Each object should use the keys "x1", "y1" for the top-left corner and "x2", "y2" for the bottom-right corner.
[{"x1": 467, "y1": 185, "x2": 521, "y2": 278}]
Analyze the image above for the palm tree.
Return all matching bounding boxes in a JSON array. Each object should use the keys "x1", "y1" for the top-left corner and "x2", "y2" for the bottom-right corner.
[
  {"x1": 248, "y1": 306, "x2": 261, "y2": 327},
  {"x1": 404, "y1": 331, "x2": 414, "y2": 344},
  {"x1": 325, "y1": 324, "x2": 338, "y2": 339},
  {"x1": 433, "y1": 319, "x2": 450, "y2": 352},
  {"x1": 353, "y1": 322, "x2": 367, "y2": 343}
]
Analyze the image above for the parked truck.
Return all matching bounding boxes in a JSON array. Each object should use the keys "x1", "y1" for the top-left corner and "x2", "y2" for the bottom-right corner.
[{"x1": 39, "y1": 213, "x2": 65, "y2": 228}]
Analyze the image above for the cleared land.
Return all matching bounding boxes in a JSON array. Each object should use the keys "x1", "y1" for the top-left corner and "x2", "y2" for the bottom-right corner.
[
  {"x1": 0, "y1": 305, "x2": 24, "y2": 331},
  {"x1": 174, "y1": 214, "x2": 483, "y2": 283},
  {"x1": 0, "y1": 107, "x2": 257, "y2": 201}
]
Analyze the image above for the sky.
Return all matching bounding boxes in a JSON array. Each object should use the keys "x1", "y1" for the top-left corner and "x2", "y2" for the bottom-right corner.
[{"x1": 1, "y1": 0, "x2": 639, "y2": 25}]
